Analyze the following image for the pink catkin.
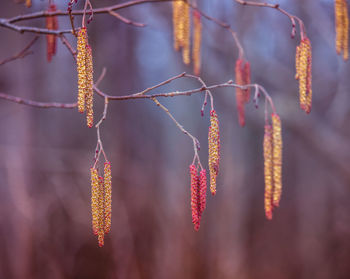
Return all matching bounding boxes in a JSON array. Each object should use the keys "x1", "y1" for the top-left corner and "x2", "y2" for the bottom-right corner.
[
  {"x1": 199, "y1": 169, "x2": 207, "y2": 215},
  {"x1": 190, "y1": 164, "x2": 200, "y2": 227}
]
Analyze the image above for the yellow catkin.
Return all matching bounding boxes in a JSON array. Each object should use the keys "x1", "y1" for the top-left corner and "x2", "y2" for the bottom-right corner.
[
  {"x1": 91, "y1": 168, "x2": 99, "y2": 235},
  {"x1": 271, "y1": 114, "x2": 282, "y2": 208},
  {"x1": 263, "y1": 125, "x2": 273, "y2": 220},
  {"x1": 193, "y1": 11, "x2": 202, "y2": 76},
  {"x1": 298, "y1": 40, "x2": 307, "y2": 110},
  {"x1": 77, "y1": 28, "x2": 87, "y2": 113},
  {"x1": 335, "y1": 0, "x2": 349, "y2": 60},
  {"x1": 98, "y1": 176, "x2": 105, "y2": 247},
  {"x1": 305, "y1": 40, "x2": 312, "y2": 113},
  {"x1": 208, "y1": 110, "x2": 220, "y2": 195},
  {"x1": 173, "y1": 1, "x2": 183, "y2": 51},
  {"x1": 104, "y1": 162, "x2": 112, "y2": 234},
  {"x1": 182, "y1": 2, "x2": 190, "y2": 65},
  {"x1": 85, "y1": 45, "x2": 94, "y2": 128},
  {"x1": 25, "y1": 0, "x2": 31, "y2": 7},
  {"x1": 295, "y1": 45, "x2": 301, "y2": 80}
]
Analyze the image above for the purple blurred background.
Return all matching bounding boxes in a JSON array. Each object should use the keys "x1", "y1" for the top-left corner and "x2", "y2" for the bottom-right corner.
[{"x1": 1, "y1": 0, "x2": 350, "y2": 278}]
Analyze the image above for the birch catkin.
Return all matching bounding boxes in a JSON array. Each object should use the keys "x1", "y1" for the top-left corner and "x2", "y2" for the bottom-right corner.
[
  {"x1": 46, "y1": 4, "x2": 58, "y2": 62},
  {"x1": 77, "y1": 28, "x2": 87, "y2": 114},
  {"x1": 271, "y1": 114, "x2": 282, "y2": 208},
  {"x1": 295, "y1": 38, "x2": 312, "y2": 114},
  {"x1": 199, "y1": 169, "x2": 207, "y2": 216},
  {"x1": 193, "y1": 10, "x2": 202, "y2": 75},
  {"x1": 91, "y1": 168, "x2": 99, "y2": 235},
  {"x1": 335, "y1": 0, "x2": 349, "y2": 60},
  {"x1": 104, "y1": 162, "x2": 112, "y2": 234},
  {"x1": 85, "y1": 45, "x2": 94, "y2": 128},
  {"x1": 190, "y1": 164, "x2": 199, "y2": 228},
  {"x1": 208, "y1": 110, "x2": 220, "y2": 195},
  {"x1": 263, "y1": 125, "x2": 273, "y2": 220},
  {"x1": 235, "y1": 59, "x2": 251, "y2": 126},
  {"x1": 182, "y1": 2, "x2": 190, "y2": 65},
  {"x1": 97, "y1": 176, "x2": 105, "y2": 247}
]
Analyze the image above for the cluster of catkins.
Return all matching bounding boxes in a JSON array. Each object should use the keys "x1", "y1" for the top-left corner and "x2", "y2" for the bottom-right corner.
[
  {"x1": 263, "y1": 114, "x2": 282, "y2": 220},
  {"x1": 335, "y1": 0, "x2": 349, "y2": 60},
  {"x1": 91, "y1": 162, "x2": 112, "y2": 247},
  {"x1": 295, "y1": 38, "x2": 312, "y2": 114},
  {"x1": 77, "y1": 27, "x2": 94, "y2": 127},
  {"x1": 173, "y1": 2, "x2": 202, "y2": 75},
  {"x1": 235, "y1": 59, "x2": 251, "y2": 127},
  {"x1": 46, "y1": 4, "x2": 58, "y2": 62},
  {"x1": 189, "y1": 110, "x2": 220, "y2": 230}
]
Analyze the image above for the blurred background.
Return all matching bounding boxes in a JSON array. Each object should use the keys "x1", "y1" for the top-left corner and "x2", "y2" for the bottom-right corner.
[{"x1": 1, "y1": 0, "x2": 350, "y2": 278}]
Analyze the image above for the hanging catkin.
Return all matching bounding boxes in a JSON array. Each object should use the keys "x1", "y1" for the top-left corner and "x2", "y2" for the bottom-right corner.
[
  {"x1": 85, "y1": 45, "x2": 94, "y2": 128},
  {"x1": 235, "y1": 59, "x2": 251, "y2": 126},
  {"x1": 193, "y1": 10, "x2": 202, "y2": 75},
  {"x1": 97, "y1": 176, "x2": 105, "y2": 247},
  {"x1": 208, "y1": 110, "x2": 220, "y2": 195},
  {"x1": 46, "y1": 4, "x2": 58, "y2": 62},
  {"x1": 335, "y1": 0, "x2": 349, "y2": 60},
  {"x1": 295, "y1": 38, "x2": 312, "y2": 114},
  {"x1": 263, "y1": 125, "x2": 273, "y2": 220},
  {"x1": 271, "y1": 114, "x2": 282, "y2": 208},
  {"x1": 104, "y1": 162, "x2": 112, "y2": 234},
  {"x1": 90, "y1": 168, "x2": 99, "y2": 235},
  {"x1": 77, "y1": 27, "x2": 88, "y2": 114}
]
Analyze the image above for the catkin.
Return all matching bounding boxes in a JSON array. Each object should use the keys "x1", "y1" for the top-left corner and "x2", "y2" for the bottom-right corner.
[
  {"x1": 193, "y1": 10, "x2": 202, "y2": 75},
  {"x1": 271, "y1": 114, "x2": 282, "y2": 208},
  {"x1": 182, "y1": 2, "x2": 190, "y2": 65},
  {"x1": 208, "y1": 110, "x2": 220, "y2": 195},
  {"x1": 77, "y1": 27, "x2": 87, "y2": 113},
  {"x1": 25, "y1": 0, "x2": 31, "y2": 7},
  {"x1": 199, "y1": 169, "x2": 207, "y2": 216},
  {"x1": 91, "y1": 168, "x2": 99, "y2": 235},
  {"x1": 335, "y1": 0, "x2": 349, "y2": 60},
  {"x1": 85, "y1": 45, "x2": 94, "y2": 128},
  {"x1": 263, "y1": 125, "x2": 273, "y2": 220},
  {"x1": 97, "y1": 176, "x2": 105, "y2": 247},
  {"x1": 46, "y1": 5, "x2": 58, "y2": 62},
  {"x1": 295, "y1": 38, "x2": 312, "y2": 114},
  {"x1": 190, "y1": 164, "x2": 199, "y2": 228},
  {"x1": 172, "y1": 0, "x2": 190, "y2": 64},
  {"x1": 104, "y1": 162, "x2": 112, "y2": 234},
  {"x1": 235, "y1": 59, "x2": 251, "y2": 126}
]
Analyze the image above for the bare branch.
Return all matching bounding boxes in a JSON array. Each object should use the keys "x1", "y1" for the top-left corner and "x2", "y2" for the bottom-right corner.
[
  {"x1": 0, "y1": 36, "x2": 38, "y2": 66},
  {"x1": 0, "y1": 92, "x2": 77, "y2": 109},
  {"x1": 108, "y1": 11, "x2": 146, "y2": 27}
]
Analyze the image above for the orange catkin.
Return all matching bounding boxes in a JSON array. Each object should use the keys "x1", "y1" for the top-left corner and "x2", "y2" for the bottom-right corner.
[
  {"x1": 193, "y1": 10, "x2": 202, "y2": 75},
  {"x1": 46, "y1": 4, "x2": 58, "y2": 62},
  {"x1": 208, "y1": 110, "x2": 220, "y2": 195},
  {"x1": 172, "y1": 0, "x2": 183, "y2": 51},
  {"x1": 335, "y1": 0, "x2": 349, "y2": 60},
  {"x1": 25, "y1": 0, "x2": 31, "y2": 8},
  {"x1": 104, "y1": 162, "x2": 112, "y2": 234},
  {"x1": 263, "y1": 125, "x2": 273, "y2": 220},
  {"x1": 295, "y1": 38, "x2": 312, "y2": 114},
  {"x1": 271, "y1": 114, "x2": 282, "y2": 208},
  {"x1": 182, "y1": 2, "x2": 190, "y2": 65},
  {"x1": 190, "y1": 164, "x2": 200, "y2": 228},
  {"x1": 77, "y1": 27, "x2": 88, "y2": 114},
  {"x1": 91, "y1": 168, "x2": 99, "y2": 235},
  {"x1": 235, "y1": 59, "x2": 251, "y2": 126}
]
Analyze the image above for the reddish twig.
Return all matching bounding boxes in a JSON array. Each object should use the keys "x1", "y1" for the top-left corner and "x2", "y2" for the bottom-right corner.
[
  {"x1": 0, "y1": 36, "x2": 38, "y2": 66},
  {"x1": 108, "y1": 11, "x2": 146, "y2": 27}
]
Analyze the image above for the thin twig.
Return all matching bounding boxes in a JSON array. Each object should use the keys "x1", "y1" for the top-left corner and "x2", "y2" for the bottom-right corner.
[
  {"x1": 0, "y1": 36, "x2": 38, "y2": 66},
  {"x1": 0, "y1": 92, "x2": 77, "y2": 109},
  {"x1": 108, "y1": 10, "x2": 146, "y2": 27}
]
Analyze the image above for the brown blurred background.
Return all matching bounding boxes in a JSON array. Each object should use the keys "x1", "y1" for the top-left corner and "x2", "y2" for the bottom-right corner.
[{"x1": 1, "y1": 0, "x2": 350, "y2": 278}]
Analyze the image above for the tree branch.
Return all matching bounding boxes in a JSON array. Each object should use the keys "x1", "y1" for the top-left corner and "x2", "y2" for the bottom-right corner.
[{"x1": 0, "y1": 36, "x2": 38, "y2": 66}]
